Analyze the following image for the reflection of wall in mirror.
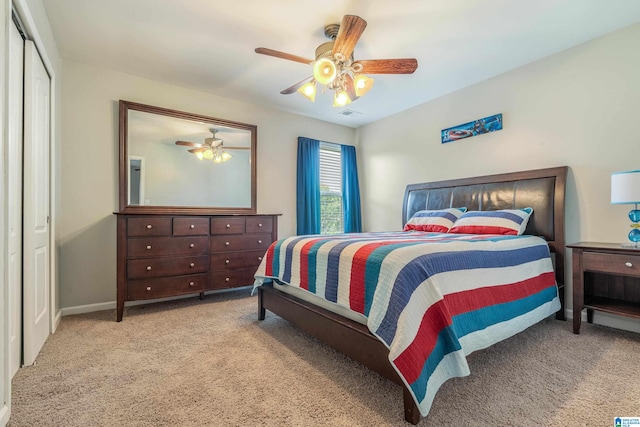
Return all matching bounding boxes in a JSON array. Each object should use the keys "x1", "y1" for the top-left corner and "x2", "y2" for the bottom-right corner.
[{"x1": 129, "y1": 138, "x2": 252, "y2": 208}]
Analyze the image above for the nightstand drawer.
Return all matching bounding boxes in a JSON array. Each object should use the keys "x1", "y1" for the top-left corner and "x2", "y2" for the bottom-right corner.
[{"x1": 583, "y1": 252, "x2": 640, "y2": 278}]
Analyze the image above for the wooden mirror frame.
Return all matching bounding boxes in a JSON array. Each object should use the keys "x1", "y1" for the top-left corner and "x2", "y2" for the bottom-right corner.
[{"x1": 118, "y1": 100, "x2": 257, "y2": 214}]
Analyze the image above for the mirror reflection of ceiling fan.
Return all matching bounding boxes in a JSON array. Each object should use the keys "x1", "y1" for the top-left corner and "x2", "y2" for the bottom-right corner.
[
  {"x1": 255, "y1": 14, "x2": 418, "y2": 107},
  {"x1": 175, "y1": 128, "x2": 249, "y2": 163}
]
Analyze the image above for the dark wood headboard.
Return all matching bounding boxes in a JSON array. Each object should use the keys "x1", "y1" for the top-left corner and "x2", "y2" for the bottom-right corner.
[{"x1": 402, "y1": 166, "x2": 568, "y2": 292}]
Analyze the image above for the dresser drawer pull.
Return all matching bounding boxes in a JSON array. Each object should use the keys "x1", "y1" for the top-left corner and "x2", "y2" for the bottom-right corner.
[
  {"x1": 190, "y1": 224, "x2": 195, "y2": 229},
  {"x1": 258, "y1": 223, "x2": 262, "y2": 227},
  {"x1": 190, "y1": 243, "x2": 195, "y2": 248},
  {"x1": 146, "y1": 266, "x2": 152, "y2": 271},
  {"x1": 189, "y1": 281, "x2": 195, "y2": 287},
  {"x1": 225, "y1": 259, "x2": 230, "y2": 264},
  {"x1": 146, "y1": 286, "x2": 152, "y2": 291},
  {"x1": 190, "y1": 262, "x2": 195, "y2": 268},
  {"x1": 258, "y1": 240, "x2": 262, "y2": 244},
  {"x1": 258, "y1": 256, "x2": 263, "y2": 261},
  {"x1": 225, "y1": 277, "x2": 230, "y2": 282},
  {"x1": 226, "y1": 224, "x2": 231, "y2": 228},
  {"x1": 625, "y1": 262, "x2": 633, "y2": 268},
  {"x1": 146, "y1": 224, "x2": 152, "y2": 229},
  {"x1": 225, "y1": 241, "x2": 230, "y2": 246},
  {"x1": 146, "y1": 245, "x2": 152, "y2": 250}
]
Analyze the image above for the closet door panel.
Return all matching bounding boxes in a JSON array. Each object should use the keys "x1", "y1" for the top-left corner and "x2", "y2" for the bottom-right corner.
[
  {"x1": 8, "y1": 19, "x2": 24, "y2": 377},
  {"x1": 23, "y1": 40, "x2": 51, "y2": 367}
]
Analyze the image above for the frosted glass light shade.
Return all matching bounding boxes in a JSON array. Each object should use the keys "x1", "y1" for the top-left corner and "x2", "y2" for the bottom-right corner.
[
  {"x1": 611, "y1": 170, "x2": 640, "y2": 204},
  {"x1": 353, "y1": 74, "x2": 374, "y2": 97},
  {"x1": 313, "y1": 58, "x2": 337, "y2": 85},
  {"x1": 297, "y1": 81, "x2": 316, "y2": 102}
]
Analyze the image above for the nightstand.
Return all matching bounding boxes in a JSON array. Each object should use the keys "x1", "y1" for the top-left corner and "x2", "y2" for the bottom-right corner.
[{"x1": 567, "y1": 242, "x2": 640, "y2": 334}]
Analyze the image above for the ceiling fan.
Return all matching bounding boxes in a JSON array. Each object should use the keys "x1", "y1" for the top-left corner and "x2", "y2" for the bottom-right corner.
[
  {"x1": 255, "y1": 14, "x2": 418, "y2": 107},
  {"x1": 175, "y1": 128, "x2": 249, "y2": 163}
]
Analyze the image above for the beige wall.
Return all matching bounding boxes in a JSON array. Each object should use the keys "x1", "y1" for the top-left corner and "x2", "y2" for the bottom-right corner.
[
  {"x1": 357, "y1": 22, "x2": 640, "y2": 326},
  {"x1": 59, "y1": 60, "x2": 355, "y2": 308}
]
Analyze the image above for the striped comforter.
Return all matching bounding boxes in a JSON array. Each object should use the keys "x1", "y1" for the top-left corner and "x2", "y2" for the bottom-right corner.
[{"x1": 253, "y1": 231, "x2": 560, "y2": 417}]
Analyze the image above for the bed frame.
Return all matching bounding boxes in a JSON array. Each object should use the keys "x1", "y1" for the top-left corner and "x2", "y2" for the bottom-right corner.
[{"x1": 257, "y1": 166, "x2": 567, "y2": 424}]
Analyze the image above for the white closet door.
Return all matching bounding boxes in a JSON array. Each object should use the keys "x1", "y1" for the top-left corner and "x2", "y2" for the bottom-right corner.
[
  {"x1": 8, "y1": 20, "x2": 24, "y2": 376},
  {"x1": 23, "y1": 40, "x2": 51, "y2": 366}
]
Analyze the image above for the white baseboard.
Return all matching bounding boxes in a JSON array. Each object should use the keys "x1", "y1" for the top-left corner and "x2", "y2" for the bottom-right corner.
[
  {"x1": 0, "y1": 404, "x2": 10, "y2": 427},
  {"x1": 60, "y1": 286, "x2": 253, "y2": 317},
  {"x1": 566, "y1": 308, "x2": 640, "y2": 334}
]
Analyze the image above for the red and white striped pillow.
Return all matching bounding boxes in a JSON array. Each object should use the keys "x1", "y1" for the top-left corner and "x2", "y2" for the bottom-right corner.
[
  {"x1": 403, "y1": 208, "x2": 467, "y2": 233},
  {"x1": 448, "y1": 208, "x2": 533, "y2": 235}
]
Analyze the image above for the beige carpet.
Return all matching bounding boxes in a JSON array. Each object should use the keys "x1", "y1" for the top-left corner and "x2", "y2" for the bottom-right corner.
[{"x1": 8, "y1": 289, "x2": 640, "y2": 426}]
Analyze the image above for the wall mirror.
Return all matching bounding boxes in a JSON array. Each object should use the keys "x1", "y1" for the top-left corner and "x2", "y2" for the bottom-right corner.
[{"x1": 118, "y1": 100, "x2": 257, "y2": 214}]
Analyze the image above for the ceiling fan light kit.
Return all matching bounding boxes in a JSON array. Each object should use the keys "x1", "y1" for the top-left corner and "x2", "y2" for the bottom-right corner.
[
  {"x1": 176, "y1": 128, "x2": 234, "y2": 164},
  {"x1": 255, "y1": 15, "x2": 417, "y2": 107}
]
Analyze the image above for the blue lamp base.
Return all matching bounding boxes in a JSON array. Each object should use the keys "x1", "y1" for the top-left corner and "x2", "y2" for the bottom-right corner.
[{"x1": 623, "y1": 205, "x2": 640, "y2": 247}]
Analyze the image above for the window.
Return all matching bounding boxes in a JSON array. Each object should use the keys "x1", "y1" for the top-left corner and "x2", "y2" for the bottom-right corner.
[{"x1": 319, "y1": 142, "x2": 343, "y2": 234}]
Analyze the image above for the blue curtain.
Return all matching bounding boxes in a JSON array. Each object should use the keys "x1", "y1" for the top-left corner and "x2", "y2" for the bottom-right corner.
[
  {"x1": 296, "y1": 137, "x2": 321, "y2": 235},
  {"x1": 341, "y1": 144, "x2": 362, "y2": 233}
]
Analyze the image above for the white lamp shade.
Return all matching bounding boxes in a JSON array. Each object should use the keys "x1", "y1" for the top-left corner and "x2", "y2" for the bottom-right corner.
[{"x1": 611, "y1": 170, "x2": 640, "y2": 204}]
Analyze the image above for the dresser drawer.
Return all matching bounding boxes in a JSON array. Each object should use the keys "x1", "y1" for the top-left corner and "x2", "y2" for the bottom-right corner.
[
  {"x1": 210, "y1": 234, "x2": 272, "y2": 252},
  {"x1": 127, "y1": 255, "x2": 209, "y2": 279},
  {"x1": 246, "y1": 216, "x2": 273, "y2": 234},
  {"x1": 127, "y1": 217, "x2": 171, "y2": 236},
  {"x1": 211, "y1": 250, "x2": 266, "y2": 271},
  {"x1": 583, "y1": 252, "x2": 640, "y2": 278},
  {"x1": 127, "y1": 236, "x2": 208, "y2": 258},
  {"x1": 211, "y1": 217, "x2": 245, "y2": 234},
  {"x1": 210, "y1": 268, "x2": 256, "y2": 289},
  {"x1": 127, "y1": 274, "x2": 207, "y2": 300},
  {"x1": 173, "y1": 217, "x2": 210, "y2": 236}
]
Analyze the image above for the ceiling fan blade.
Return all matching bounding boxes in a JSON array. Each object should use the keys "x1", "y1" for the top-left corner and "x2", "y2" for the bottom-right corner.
[
  {"x1": 353, "y1": 58, "x2": 418, "y2": 74},
  {"x1": 176, "y1": 141, "x2": 202, "y2": 147},
  {"x1": 255, "y1": 47, "x2": 313, "y2": 65},
  {"x1": 332, "y1": 15, "x2": 367, "y2": 59},
  {"x1": 188, "y1": 148, "x2": 205, "y2": 153},
  {"x1": 280, "y1": 76, "x2": 313, "y2": 94},
  {"x1": 342, "y1": 74, "x2": 359, "y2": 102}
]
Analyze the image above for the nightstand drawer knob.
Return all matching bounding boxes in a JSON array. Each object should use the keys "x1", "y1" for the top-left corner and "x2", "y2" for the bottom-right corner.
[
  {"x1": 189, "y1": 281, "x2": 195, "y2": 287},
  {"x1": 226, "y1": 224, "x2": 231, "y2": 228},
  {"x1": 190, "y1": 243, "x2": 195, "y2": 248},
  {"x1": 146, "y1": 266, "x2": 152, "y2": 271},
  {"x1": 146, "y1": 224, "x2": 152, "y2": 229},
  {"x1": 258, "y1": 240, "x2": 262, "y2": 244},
  {"x1": 190, "y1": 262, "x2": 195, "y2": 268},
  {"x1": 258, "y1": 223, "x2": 262, "y2": 227},
  {"x1": 225, "y1": 241, "x2": 230, "y2": 246},
  {"x1": 146, "y1": 245, "x2": 152, "y2": 250},
  {"x1": 225, "y1": 277, "x2": 230, "y2": 282},
  {"x1": 146, "y1": 286, "x2": 152, "y2": 291},
  {"x1": 190, "y1": 224, "x2": 195, "y2": 229},
  {"x1": 625, "y1": 262, "x2": 633, "y2": 268},
  {"x1": 225, "y1": 259, "x2": 230, "y2": 264}
]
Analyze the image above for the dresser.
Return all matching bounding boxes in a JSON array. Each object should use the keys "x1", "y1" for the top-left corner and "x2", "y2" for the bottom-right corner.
[{"x1": 116, "y1": 213, "x2": 278, "y2": 321}]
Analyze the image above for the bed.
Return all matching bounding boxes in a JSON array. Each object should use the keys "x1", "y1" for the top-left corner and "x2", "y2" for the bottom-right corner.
[{"x1": 253, "y1": 166, "x2": 567, "y2": 424}]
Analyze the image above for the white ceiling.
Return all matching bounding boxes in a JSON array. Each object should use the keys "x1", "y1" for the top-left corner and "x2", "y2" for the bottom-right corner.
[{"x1": 41, "y1": 0, "x2": 640, "y2": 128}]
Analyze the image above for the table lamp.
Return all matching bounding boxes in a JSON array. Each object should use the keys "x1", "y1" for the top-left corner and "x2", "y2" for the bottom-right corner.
[{"x1": 611, "y1": 170, "x2": 640, "y2": 247}]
